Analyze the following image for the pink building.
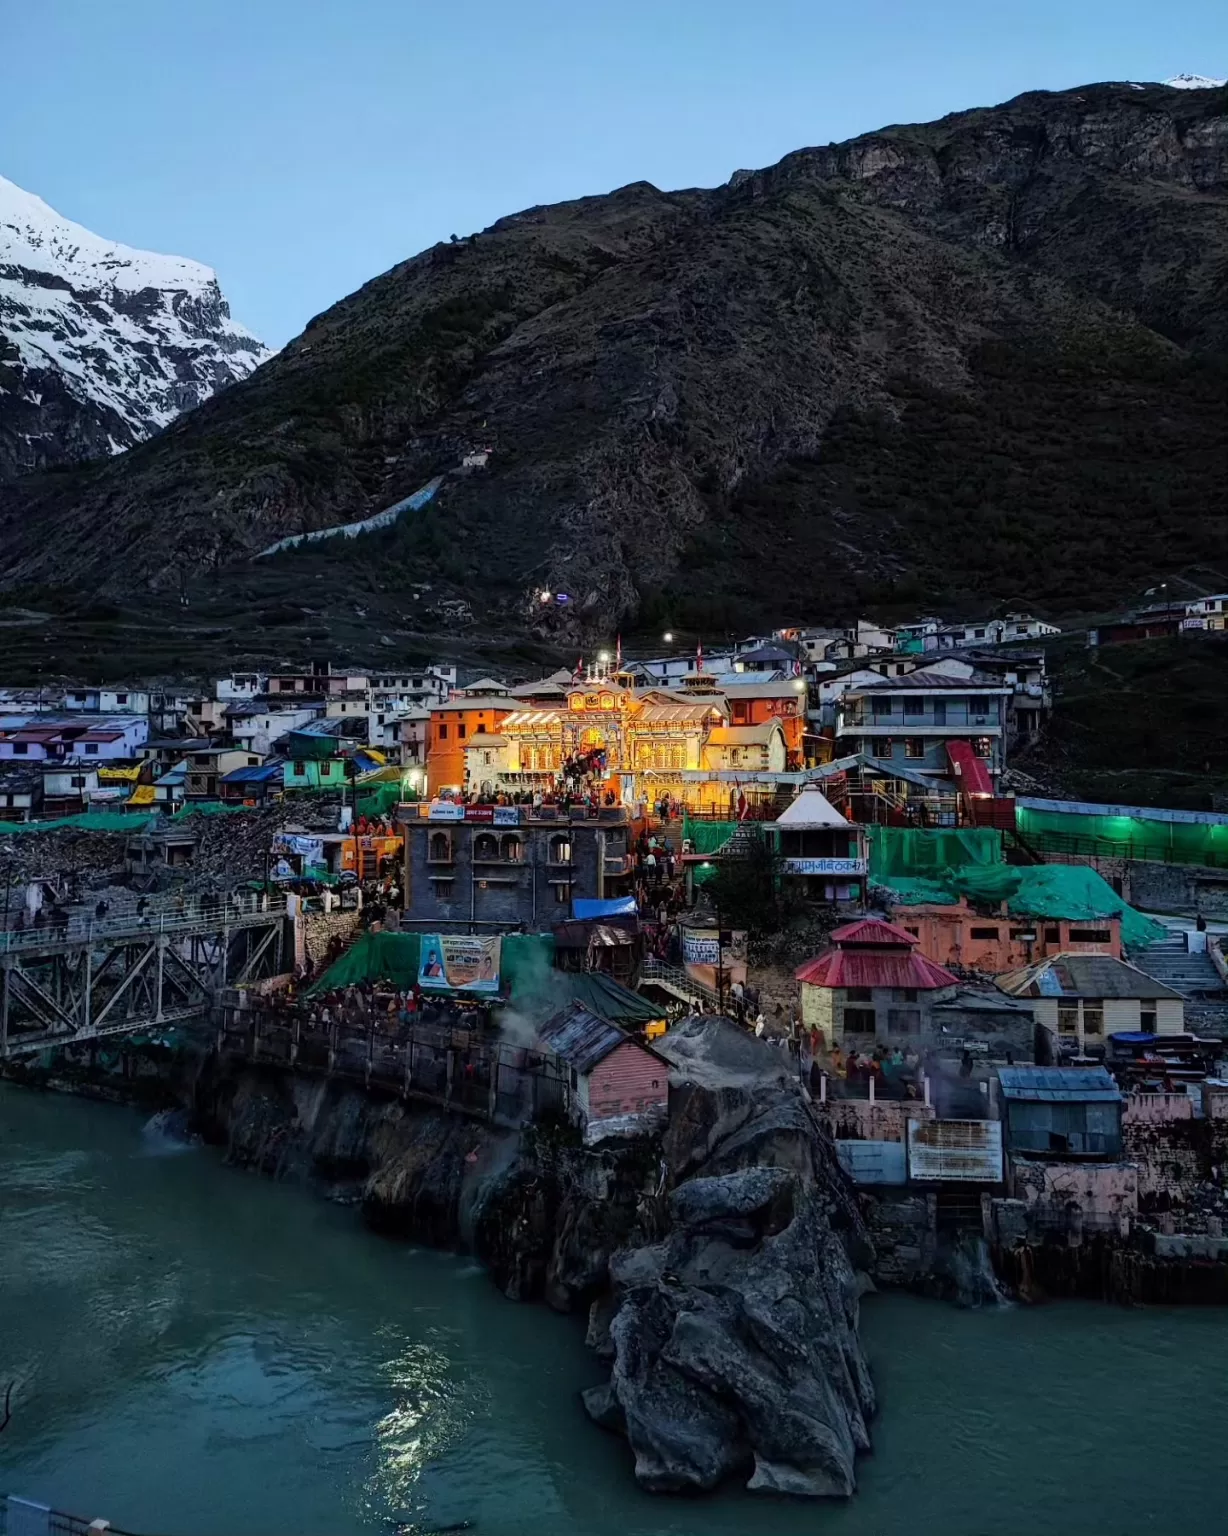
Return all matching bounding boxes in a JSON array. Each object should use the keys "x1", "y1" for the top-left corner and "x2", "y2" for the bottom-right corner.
[{"x1": 539, "y1": 1003, "x2": 669, "y2": 1144}]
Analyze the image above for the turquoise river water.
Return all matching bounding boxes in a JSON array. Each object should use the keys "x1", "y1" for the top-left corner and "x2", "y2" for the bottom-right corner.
[{"x1": 0, "y1": 1084, "x2": 1223, "y2": 1536}]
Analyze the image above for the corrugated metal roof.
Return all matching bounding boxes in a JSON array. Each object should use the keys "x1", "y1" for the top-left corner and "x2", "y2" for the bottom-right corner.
[
  {"x1": 946, "y1": 740, "x2": 994, "y2": 795},
  {"x1": 538, "y1": 1003, "x2": 630, "y2": 1073},
  {"x1": 794, "y1": 950, "x2": 959, "y2": 990},
  {"x1": 998, "y1": 954, "x2": 1182, "y2": 1001},
  {"x1": 998, "y1": 1066, "x2": 1121, "y2": 1102},
  {"x1": 845, "y1": 672, "x2": 1007, "y2": 692},
  {"x1": 831, "y1": 919, "x2": 919, "y2": 946}
]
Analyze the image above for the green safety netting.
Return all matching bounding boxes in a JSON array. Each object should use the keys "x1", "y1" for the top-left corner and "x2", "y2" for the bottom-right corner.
[
  {"x1": 0, "y1": 802, "x2": 254, "y2": 836},
  {"x1": 878, "y1": 863, "x2": 1166, "y2": 951},
  {"x1": 307, "y1": 931, "x2": 557, "y2": 1001},
  {"x1": 865, "y1": 825, "x2": 1002, "y2": 877},
  {"x1": 682, "y1": 817, "x2": 741, "y2": 855},
  {"x1": 1016, "y1": 806, "x2": 1228, "y2": 868}
]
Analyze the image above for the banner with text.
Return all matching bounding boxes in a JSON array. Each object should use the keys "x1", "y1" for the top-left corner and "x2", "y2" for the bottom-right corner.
[{"x1": 418, "y1": 933, "x2": 502, "y2": 994}]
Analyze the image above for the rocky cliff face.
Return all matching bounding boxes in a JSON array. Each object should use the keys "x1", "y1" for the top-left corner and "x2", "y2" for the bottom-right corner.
[
  {"x1": 6, "y1": 81, "x2": 1223, "y2": 631},
  {"x1": 0, "y1": 174, "x2": 269, "y2": 477},
  {"x1": 191, "y1": 1017, "x2": 877, "y2": 1499}
]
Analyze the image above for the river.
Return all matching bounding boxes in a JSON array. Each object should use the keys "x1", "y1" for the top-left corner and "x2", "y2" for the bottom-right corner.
[{"x1": 0, "y1": 1084, "x2": 1221, "y2": 1536}]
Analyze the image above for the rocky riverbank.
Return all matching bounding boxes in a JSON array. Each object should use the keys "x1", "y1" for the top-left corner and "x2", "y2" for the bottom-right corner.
[{"x1": 184, "y1": 1017, "x2": 878, "y2": 1497}]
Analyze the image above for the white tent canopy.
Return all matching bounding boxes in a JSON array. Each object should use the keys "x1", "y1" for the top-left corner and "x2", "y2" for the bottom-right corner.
[{"x1": 774, "y1": 786, "x2": 851, "y2": 829}]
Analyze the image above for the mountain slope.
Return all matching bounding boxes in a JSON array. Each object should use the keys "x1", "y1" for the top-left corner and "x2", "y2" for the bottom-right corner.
[
  {"x1": 0, "y1": 174, "x2": 270, "y2": 476},
  {"x1": 2, "y1": 80, "x2": 1226, "y2": 637}
]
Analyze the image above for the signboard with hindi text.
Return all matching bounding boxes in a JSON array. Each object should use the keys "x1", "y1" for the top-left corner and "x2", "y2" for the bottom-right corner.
[{"x1": 418, "y1": 934, "x2": 502, "y2": 994}]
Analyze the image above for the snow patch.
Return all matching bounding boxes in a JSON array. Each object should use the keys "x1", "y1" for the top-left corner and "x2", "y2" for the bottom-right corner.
[
  {"x1": 1161, "y1": 73, "x2": 1227, "y2": 90},
  {"x1": 254, "y1": 477, "x2": 444, "y2": 559},
  {"x1": 0, "y1": 172, "x2": 271, "y2": 451}
]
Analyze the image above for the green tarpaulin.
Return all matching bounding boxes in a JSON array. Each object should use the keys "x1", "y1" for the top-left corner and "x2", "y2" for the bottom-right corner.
[
  {"x1": 878, "y1": 863, "x2": 1166, "y2": 951},
  {"x1": 307, "y1": 931, "x2": 558, "y2": 1003},
  {"x1": 356, "y1": 781, "x2": 403, "y2": 818},
  {"x1": 865, "y1": 826, "x2": 1003, "y2": 877}
]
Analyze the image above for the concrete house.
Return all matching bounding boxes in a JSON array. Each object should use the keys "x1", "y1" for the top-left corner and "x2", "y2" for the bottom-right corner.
[
  {"x1": 538, "y1": 1002, "x2": 668, "y2": 1143},
  {"x1": 997, "y1": 954, "x2": 1185, "y2": 1053},
  {"x1": 795, "y1": 919, "x2": 958, "y2": 1049},
  {"x1": 836, "y1": 669, "x2": 1012, "y2": 789}
]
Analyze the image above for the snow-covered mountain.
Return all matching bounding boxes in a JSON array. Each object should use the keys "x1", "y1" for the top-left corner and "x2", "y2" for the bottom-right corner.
[
  {"x1": 1162, "y1": 74, "x2": 1227, "y2": 90},
  {"x1": 0, "y1": 174, "x2": 270, "y2": 477}
]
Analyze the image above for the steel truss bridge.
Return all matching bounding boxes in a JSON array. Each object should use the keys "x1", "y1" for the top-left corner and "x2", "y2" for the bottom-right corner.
[{"x1": 0, "y1": 902, "x2": 290, "y2": 1060}]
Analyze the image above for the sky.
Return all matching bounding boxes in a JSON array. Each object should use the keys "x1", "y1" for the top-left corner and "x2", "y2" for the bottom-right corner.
[{"x1": 4, "y1": 0, "x2": 1225, "y2": 347}]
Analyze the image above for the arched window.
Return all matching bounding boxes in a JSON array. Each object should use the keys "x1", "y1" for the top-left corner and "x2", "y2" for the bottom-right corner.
[
  {"x1": 549, "y1": 834, "x2": 572, "y2": 864},
  {"x1": 428, "y1": 831, "x2": 452, "y2": 863},
  {"x1": 501, "y1": 834, "x2": 524, "y2": 863},
  {"x1": 474, "y1": 832, "x2": 499, "y2": 861}
]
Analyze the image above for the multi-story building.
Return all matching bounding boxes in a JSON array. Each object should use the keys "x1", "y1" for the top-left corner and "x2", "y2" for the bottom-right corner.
[
  {"x1": 836, "y1": 670, "x2": 1012, "y2": 790},
  {"x1": 399, "y1": 801, "x2": 632, "y2": 926}
]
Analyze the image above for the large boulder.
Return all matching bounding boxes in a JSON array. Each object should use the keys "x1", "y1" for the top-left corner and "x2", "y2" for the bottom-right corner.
[{"x1": 583, "y1": 1018, "x2": 877, "y2": 1497}]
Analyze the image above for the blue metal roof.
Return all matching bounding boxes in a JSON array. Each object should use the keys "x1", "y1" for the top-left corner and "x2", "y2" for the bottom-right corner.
[
  {"x1": 220, "y1": 760, "x2": 284, "y2": 784},
  {"x1": 572, "y1": 896, "x2": 638, "y2": 919},
  {"x1": 998, "y1": 1066, "x2": 1121, "y2": 1103}
]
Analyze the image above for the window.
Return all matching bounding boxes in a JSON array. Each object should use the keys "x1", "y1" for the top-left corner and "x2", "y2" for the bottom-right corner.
[
  {"x1": 13, "y1": 743, "x2": 27, "y2": 755},
  {"x1": 844, "y1": 1008, "x2": 876, "y2": 1032},
  {"x1": 904, "y1": 926, "x2": 920, "y2": 937},
  {"x1": 438, "y1": 724, "x2": 449, "y2": 740},
  {"x1": 1010, "y1": 928, "x2": 1037, "y2": 941},
  {"x1": 846, "y1": 987, "x2": 872, "y2": 1002},
  {"x1": 1140, "y1": 1007, "x2": 1157, "y2": 1032},
  {"x1": 973, "y1": 629, "x2": 985, "y2": 639},
  {"x1": 115, "y1": 693, "x2": 128, "y2": 704},
  {"x1": 932, "y1": 700, "x2": 946, "y2": 726},
  {"x1": 1069, "y1": 928, "x2": 1111, "y2": 944},
  {"x1": 85, "y1": 743, "x2": 98, "y2": 755},
  {"x1": 871, "y1": 696, "x2": 893, "y2": 718},
  {"x1": 247, "y1": 756, "x2": 258, "y2": 766},
  {"x1": 554, "y1": 884, "x2": 569, "y2": 904},
  {"x1": 457, "y1": 723, "x2": 467, "y2": 739},
  {"x1": 872, "y1": 737, "x2": 893, "y2": 758},
  {"x1": 970, "y1": 926, "x2": 999, "y2": 940},
  {"x1": 973, "y1": 737, "x2": 993, "y2": 759},
  {"x1": 904, "y1": 697, "x2": 924, "y2": 718},
  {"x1": 905, "y1": 738, "x2": 925, "y2": 759},
  {"x1": 1058, "y1": 1003, "x2": 1079, "y2": 1035},
  {"x1": 72, "y1": 775, "x2": 85, "y2": 788},
  {"x1": 501, "y1": 835, "x2": 523, "y2": 863},
  {"x1": 428, "y1": 831, "x2": 453, "y2": 863},
  {"x1": 901, "y1": 988, "x2": 917, "y2": 1002},
  {"x1": 474, "y1": 832, "x2": 499, "y2": 860},
  {"x1": 1044, "y1": 926, "x2": 1060, "y2": 943},
  {"x1": 549, "y1": 835, "x2": 572, "y2": 864},
  {"x1": 1082, "y1": 1000, "x2": 1104, "y2": 1036}
]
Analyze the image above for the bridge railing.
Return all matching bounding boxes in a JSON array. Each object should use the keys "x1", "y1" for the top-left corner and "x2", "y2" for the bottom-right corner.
[{"x1": 0, "y1": 898, "x2": 288, "y2": 955}]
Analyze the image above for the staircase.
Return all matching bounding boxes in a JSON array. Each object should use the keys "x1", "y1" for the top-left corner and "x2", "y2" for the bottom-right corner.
[
  {"x1": 1133, "y1": 933, "x2": 1227, "y2": 996},
  {"x1": 717, "y1": 822, "x2": 764, "y2": 858},
  {"x1": 639, "y1": 958, "x2": 723, "y2": 1013}
]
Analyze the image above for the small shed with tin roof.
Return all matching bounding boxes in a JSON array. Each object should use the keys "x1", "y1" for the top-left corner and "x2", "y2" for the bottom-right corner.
[{"x1": 538, "y1": 1002, "x2": 668, "y2": 1142}]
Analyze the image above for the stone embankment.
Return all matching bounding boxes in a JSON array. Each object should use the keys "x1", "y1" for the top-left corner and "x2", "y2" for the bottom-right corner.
[{"x1": 189, "y1": 1016, "x2": 878, "y2": 1498}]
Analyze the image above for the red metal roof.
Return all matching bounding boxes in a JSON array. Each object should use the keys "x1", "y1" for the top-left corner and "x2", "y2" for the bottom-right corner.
[
  {"x1": 946, "y1": 739, "x2": 993, "y2": 796},
  {"x1": 795, "y1": 948, "x2": 959, "y2": 990},
  {"x1": 829, "y1": 918, "x2": 919, "y2": 947}
]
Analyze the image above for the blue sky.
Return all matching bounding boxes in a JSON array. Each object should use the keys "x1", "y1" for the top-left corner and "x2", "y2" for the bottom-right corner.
[{"x1": 5, "y1": 0, "x2": 1224, "y2": 346}]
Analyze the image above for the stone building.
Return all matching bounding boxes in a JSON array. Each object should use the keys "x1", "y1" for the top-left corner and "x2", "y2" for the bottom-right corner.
[
  {"x1": 398, "y1": 802, "x2": 632, "y2": 927},
  {"x1": 795, "y1": 918, "x2": 958, "y2": 1050}
]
